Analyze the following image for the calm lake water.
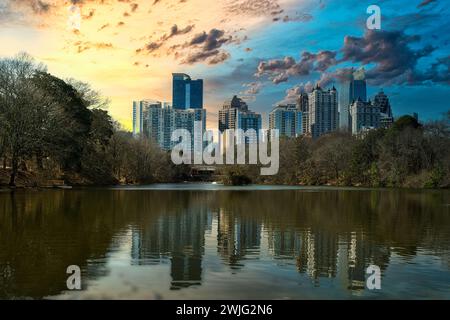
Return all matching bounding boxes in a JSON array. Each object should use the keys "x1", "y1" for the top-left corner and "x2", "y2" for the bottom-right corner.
[{"x1": 1, "y1": 184, "x2": 450, "y2": 299}]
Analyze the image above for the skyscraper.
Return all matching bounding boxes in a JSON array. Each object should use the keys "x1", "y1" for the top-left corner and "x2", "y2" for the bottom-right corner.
[
  {"x1": 132, "y1": 100, "x2": 206, "y2": 151},
  {"x1": 133, "y1": 73, "x2": 206, "y2": 150},
  {"x1": 373, "y1": 90, "x2": 394, "y2": 128},
  {"x1": 172, "y1": 73, "x2": 203, "y2": 109},
  {"x1": 269, "y1": 104, "x2": 302, "y2": 137},
  {"x1": 219, "y1": 96, "x2": 262, "y2": 144},
  {"x1": 350, "y1": 99, "x2": 381, "y2": 135},
  {"x1": 307, "y1": 85, "x2": 338, "y2": 138},
  {"x1": 132, "y1": 100, "x2": 161, "y2": 136},
  {"x1": 297, "y1": 93, "x2": 309, "y2": 135},
  {"x1": 339, "y1": 69, "x2": 367, "y2": 130}
]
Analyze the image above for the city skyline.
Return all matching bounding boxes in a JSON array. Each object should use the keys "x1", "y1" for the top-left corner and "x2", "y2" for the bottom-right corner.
[
  {"x1": 134, "y1": 71, "x2": 391, "y2": 136},
  {"x1": 1, "y1": 0, "x2": 449, "y2": 130}
]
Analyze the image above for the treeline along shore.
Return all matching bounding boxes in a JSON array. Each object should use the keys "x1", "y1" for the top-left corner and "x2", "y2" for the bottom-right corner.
[{"x1": 1, "y1": 54, "x2": 449, "y2": 189}]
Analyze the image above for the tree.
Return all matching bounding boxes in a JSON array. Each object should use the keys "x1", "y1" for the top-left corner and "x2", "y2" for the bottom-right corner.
[
  {"x1": 393, "y1": 115, "x2": 421, "y2": 131},
  {"x1": 311, "y1": 132, "x2": 354, "y2": 184},
  {"x1": 349, "y1": 128, "x2": 385, "y2": 186},
  {"x1": 107, "y1": 129, "x2": 132, "y2": 181},
  {"x1": 79, "y1": 109, "x2": 116, "y2": 185},
  {"x1": 66, "y1": 79, "x2": 110, "y2": 110},
  {"x1": 31, "y1": 71, "x2": 92, "y2": 172},
  {"x1": 0, "y1": 53, "x2": 46, "y2": 186}
]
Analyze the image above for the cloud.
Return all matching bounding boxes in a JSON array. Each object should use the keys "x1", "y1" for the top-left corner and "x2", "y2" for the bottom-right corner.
[
  {"x1": 83, "y1": 9, "x2": 95, "y2": 20},
  {"x1": 167, "y1": 24, "x2": 195, "y2": 39},
  {"x1": 182, "y1": 50, "x2": 230, "y2": 65},
  {"x1": 278, "y1": 82, "x2": 314, "y2": 104},
  {"x1": 256, "y1": 29, "x2": 447, "y2": 87},
  {"x1": 417, "y1": 0, "x2": 436, "y2": 8},
  {"x1": 98, "y1": 23, "x2": 110, "y2": 31},
  {"x1": 188, "y1": 29, "x2": 230, "y2": 50},
  {"x1": 226, "y1": 0, "x2": 282, "y2": 17},
  {"x1": 313, "y1": 68, "x2": 355, "y2": 88},
  {"x1": 130, "y1": 3, "x2": 139, "y2": 12},
  {"x1": 0, "y1": 0, "x2": 51, "y2": 24},
  {"x1": 341, "y1": 30, "x2": 435, "y2": 85},
  {"x1": 239, "y1": 81, "x2": 264, "y2": 101},
  {"x1": 136, "y1": 24, "x2": 195, "y2": 55},
  {"x1": 18, "y1": 0, "x2": 52, "y2": 14},
  {"x1": 256, "y1": 51, "x2": 337, "y2": 83},
  {"x1": 241, "y1": 81, "x2": 263, "y2": 95},
  {"x1": 281, "y1": 13, "x2": 313, "y2": 23},
  {"x1": 74, "y1": 41, "x2": 114, "y2": 53},
  {"x1": 415, "y1": 55, "x2": 450, "y2": 84},
  {"x1": 180, "y1": 29, "x2": 234, "y2": 65},
  {"x1": 139, "y1": 41, "x2": 162, "y2": 54}
]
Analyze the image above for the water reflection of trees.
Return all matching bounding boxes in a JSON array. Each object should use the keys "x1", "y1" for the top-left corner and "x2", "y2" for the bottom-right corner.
[{"x1": 0, "y1": 189, "x2": 449, "y2": 298}]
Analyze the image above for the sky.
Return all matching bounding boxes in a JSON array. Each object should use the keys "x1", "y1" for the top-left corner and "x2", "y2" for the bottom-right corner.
[{"x1": 0, "y1": 0, "x2": 449, "y2": 130}]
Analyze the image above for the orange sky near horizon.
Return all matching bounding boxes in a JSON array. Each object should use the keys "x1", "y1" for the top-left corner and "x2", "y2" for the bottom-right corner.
[{"x1": 0, "y1": 0, "x2": 302, "y2": 130}]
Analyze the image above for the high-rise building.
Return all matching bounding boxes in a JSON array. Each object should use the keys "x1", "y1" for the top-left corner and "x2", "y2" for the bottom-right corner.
[
  {"x1": 133, "y1": 73, "x2": 206, "y2": 151},
  {"x1": 269, "y1": 104, "x2": 302, "y2": 137},
  {"x1": 350, "y1": 99, "x2": 381, "y2": 135},
  {"x1": 339, "y1": 69, "x2": 367, "y2": 130},
  {"x1": 307, "y1": 85, "x2": 338, "y2": 138},
  {"x1": 132, "y1": 100, "x2": 161, "y2": 136},
  {"x1": 172, "y1": 73, "x2": 203, "y2": 110},
  {"x1": 175, "y1": 108, "x2": 206, "y2": 152},
  {"x1": 338, "y1": 81, "x2": 351, "y2": 130},
  {"x1": 218, "y1": 96, "x2": 262, "y2": 144},
  {"x1": 373, "y1": 90, "x2": 394, "y2": 128},
  {"x1": 297, "y1": 93, "x2": 309, "y2": 135},
  {"x1": 133, "y1": 100, "x2": 206, "y2": 151}
]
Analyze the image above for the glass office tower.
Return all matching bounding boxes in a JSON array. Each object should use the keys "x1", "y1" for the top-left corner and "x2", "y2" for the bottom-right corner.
[{"x1": 172, "y1": 73, "x2": 203, "y2": 109}]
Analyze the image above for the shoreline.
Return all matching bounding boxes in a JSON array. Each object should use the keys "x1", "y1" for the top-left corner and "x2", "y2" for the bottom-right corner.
[{"x1": 1, "y1": 181, "x2": 449, "y2": 192}]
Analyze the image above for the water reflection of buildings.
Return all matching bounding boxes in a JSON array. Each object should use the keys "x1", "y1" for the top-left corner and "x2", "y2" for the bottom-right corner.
[
  {"x1": 131, "y1": 207, "x2": 211, "y2": 290},
  {"x1": 130, "y1": 206, "x2": 391, "y2": 293},
  {"x1": 217, "y1": 209, "x2": 261, "y2": 268},
  {"x1": 267, "y1": 229, "x2": 338, "y2": 281},
  {"x1": 267, "y1": 227, "x2": 390, "y2": 292}
]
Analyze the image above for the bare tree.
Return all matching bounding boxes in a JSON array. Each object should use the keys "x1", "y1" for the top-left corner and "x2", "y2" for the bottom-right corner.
[{"x1": 0, "y1": 53, "x2": 47, "y2": 186}]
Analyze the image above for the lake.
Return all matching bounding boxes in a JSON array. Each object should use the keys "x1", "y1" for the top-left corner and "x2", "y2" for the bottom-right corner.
[{"x1": 1, "y1": 184, "x2": 450, "y2": 299}]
